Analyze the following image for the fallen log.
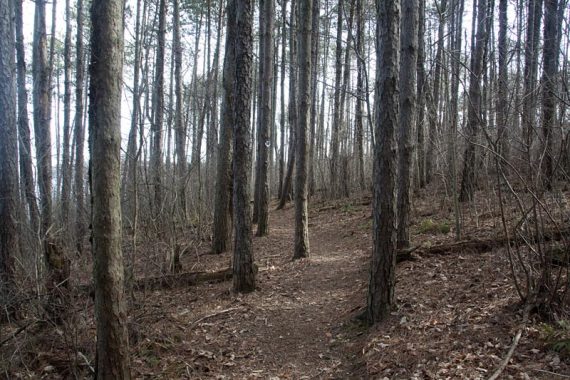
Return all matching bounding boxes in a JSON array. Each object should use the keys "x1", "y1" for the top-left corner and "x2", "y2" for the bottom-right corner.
[
  {"x1": 421, "y1": 226, "x2": 570, "y2": 256},
  {"x1": 76, "y1": 267, "x2": 233, "y2": 295},
  {"x1": 133, "y1": 267, "x2": 232, "y2": 291}
]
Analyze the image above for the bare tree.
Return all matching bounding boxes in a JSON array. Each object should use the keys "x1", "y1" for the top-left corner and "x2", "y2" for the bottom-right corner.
[{"x1": 89, "y1": 0, "x2": 131, "y2": 376}]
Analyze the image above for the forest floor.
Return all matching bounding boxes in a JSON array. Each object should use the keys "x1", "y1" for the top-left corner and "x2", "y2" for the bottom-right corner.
[{"x1": 3, "y1": 189, "x2": 570, "y2": 379}]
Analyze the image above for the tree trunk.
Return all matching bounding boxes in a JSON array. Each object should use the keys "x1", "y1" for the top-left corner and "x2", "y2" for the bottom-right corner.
[
  {"x1": 522, "y1": 0, "x2": 542, "y2": 155},
  {"x1": 397, "y1": 0, "x2": 418, "y2": 249},
  {"x1": 255, "y1": 0, "x2": 274, "y2": 236},
  {"x1": 459, "y1": 0, "x2": 490, "y2": 202},
  {"x1": 426, "y1": 0, "x2": 446, "y2": 184},
  {"x1": 496, "y1": 0, "x2": 508, "y2": 160},
  {"x1": 308, "y1": 0, "x2": 320, "y2": 196},
  {"x1": 367, "y1": 0, "x2": 400, "y2": 325},
  {"x1": 232, "y1": 0, "x2": 256, "y2": 293},
  {"x1": 74, "y1": 0, "x2": 86, "y2": 254},
  {"x1": 278, "y1": 0, "x2": 298, "y2": 209},
  {"x1": 173, "y1": 0, "x2": 186, "y2": 221},
  {"x1": 152, "y1": 0, "x2": 167, "y2": 217},
  {"x1": 89, "y1": 0, "x2": 131, "y2": 376},
  {"x1": 15, "y1": 0, "x2": 40, "y2": 233},
  {"x1": 415, "y1": 0, "x2": 426, "y2": 189},
  {"x1": 61, "y1": 0, "x2": 73, "y2": 225},
  {"x1": 278, "y1": 0, "x2": 288, "y2": 198},
  {"x1": 33, "y1": 0, "x2": 53, "y2": 244},
  {"x1": 541, "y1": 0, "x2": 561, "y2": 189},
  {"x1": 294, "y1": 0, "x2": 312, "y2": 260},
  {"x1": 330, "y1": 0, "x2": 344, "y2": 198},
  {"x1": 212, "y1": 0, "x2": 237, "y2": 254},
  {"x1": 0, "y1": 0, "x2": 20, "y2": 320},
  {"x1": 354, "y1": 0, "x2": 366, "y2": 192}
]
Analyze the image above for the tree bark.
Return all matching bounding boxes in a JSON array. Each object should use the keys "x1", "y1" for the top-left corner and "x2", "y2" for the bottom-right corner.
[
  {"x1": 33, "y1": 0, "x2": 53, "y2": 244},
  {"x1": 496, "y1": 0, "x2": 509, "y2": 160},
  {"x1": 232, "y1": 0, "x2": 256, "y2": 293},
  {"x1": 354, "y1": 0, "x2": 366, "y2": 192},
  {"x1": 294, "y1": 0, "x2": 312, "y2": 260},
  {"x1": 459, "y1": 0, "x2": 490, "y2": 202},
  {"x1": 425, "y1": 0, "x2": 446, "y2": 184},
  {"x1": 173, "y1": 0, "x2": 187, "y2": 220},
  {"x1": 415, "y1": 0, "x2": 426, "y2": 188},
  {"x1": 89, "y1": 0, "x2": 131, "y2": 376},
  {"x1": 541, "y1": 0, "x2": 561, "y2": 189},
  {"x1": 61, "y1": 0, "x2": 73, "y2": 225},
  {"x1": 15, "y1": 0, "x2": 40, "y2": 233},
  {"x1": 151, "y1": 0, "x2": 167, "y2": 217},
  {"x1": 397, "y1": 0, "x2": 418, "y2": 249},
  {"x1": 0, "y1": 0, "x2": 20, "y2": 320},
  {"x1": 278, "y1": 0, "x2": 288, "y2": 199},
  {"x1": 522, "y1": 0, "x2": 542, "y2": 154},
  {"x1": 74, "y1": 0, "x2": 86, "y2": 254},
  {"x1": 367, "y1": 0, "x2": 400, "y2": 325},
  {"x1": 330, "y1": 0, "x2": 344, "y2": 198},
  {"x1": 277, "y1": 0, "x2": 297, "y2": 209},
  {"x1": 212, "y1": 0, "x2": 237, "y2": 254},
  {"x1": 256, "y1": 0, "x2": 274, "y2": 236}
]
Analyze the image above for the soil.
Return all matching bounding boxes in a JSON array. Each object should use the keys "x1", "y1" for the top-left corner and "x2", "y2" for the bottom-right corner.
[{"x1": 2, "y1": 190, "x2": 570, "y2": 379}]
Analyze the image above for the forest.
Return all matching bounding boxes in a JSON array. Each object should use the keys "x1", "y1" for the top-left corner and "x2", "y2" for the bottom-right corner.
[{"x1": 1, "y1": 0, "x2": 570, "y2": 377}]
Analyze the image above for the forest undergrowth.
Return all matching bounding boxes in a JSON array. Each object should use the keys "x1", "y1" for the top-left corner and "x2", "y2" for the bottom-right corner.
[{"x1": 2, "y1": 186, "x2": 570, "y2": 379}]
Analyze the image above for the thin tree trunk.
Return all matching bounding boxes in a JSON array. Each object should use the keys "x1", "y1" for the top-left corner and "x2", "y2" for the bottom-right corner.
[
  {"x1": 354, "y1": 0, "x2": 366, "y2": 191},
  {"x1": 541, "y1": 0, "x2": 561, "y2": 189},
  {"x1": 397, "y1": 0, "x2": 418, "y2": 249},
  {"x1": 212, "y1": 0, "x2": 236, "y2": 254},
  {"x1": 459, "y1": 0, "x2": 490, "y2": 202},
  {"x1": 497, "y1": 0, "x2": 508, "y2": 160},
  {"x1": 416, "y1": 0, "x2": 426, "y2": 188},
  {"x1": 308, "y1": 0, "x2": 320, "y2": 196},
  {"x1": 278, "y1": 0, "x2": 297, "y2": 209},
  {"x1": 426, "y1": 0, "x2": 446, "y2": 184},
  {"x1": 278, "y1": 0, "x2": 288, "y2": 198},
  {"x1": 15, "y1": 0, "x2": 40, "y2": 233},
  {"x1": 522, "y1": 0, "x2": 543, "y2": 155},
  {"x1": 173, "y1": 0, "x2": 187, "y2": 221},
  {"x1": 330, "y1": 0, "x2": 344, "y2": 198},
  {"x1": 61, "y1": 0, "x2": 72, "y2": 225},
  {"x1": 294, "y1": 0, "x2": 312, "y2": 260},
  {"x1": 256, "y1": 0, "x2": 274, "y2": 236},
  {"x1": 74, "y1": 0, "x2": 86, "y2": 254},
  {"x1": 151, "y1": 0, "x2": 167, "y2": 217}
]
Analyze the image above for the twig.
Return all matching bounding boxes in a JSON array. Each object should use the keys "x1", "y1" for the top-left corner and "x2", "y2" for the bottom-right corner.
[
  {"x1": 0, "y1": 321, "x2": 35, "y2": 346},
  {"x1": 77, "y1": 351, "x2": 95, "y2": 374},
  {"x1": 487, "y1": 303, "x2": 531, "y2": 380},
  {"x1": 188, "y1": 307, "x2": 243, "y2": 330}
]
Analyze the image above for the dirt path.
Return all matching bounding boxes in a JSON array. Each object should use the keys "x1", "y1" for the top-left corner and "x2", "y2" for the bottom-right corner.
[{"x1": 130, "y1": 202, "x2": 371, "y2": 379}]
